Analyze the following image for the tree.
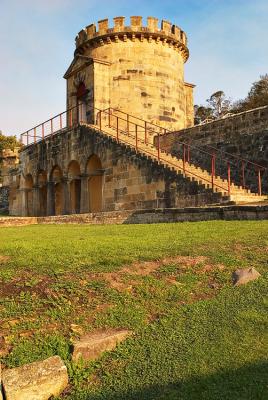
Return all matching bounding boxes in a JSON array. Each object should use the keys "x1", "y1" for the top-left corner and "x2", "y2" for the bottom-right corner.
[
  {"x1": 233, "y1": 74, "x2": 268, "y2": 112},
  {"x1": 206, "y1": 91, "x2": 232, "y2": 118},
  {"x1": 194, "y1": 105, "x2": 214, "y2": 124},
  {"x1": 0, "y1": 132, "x2": 21, "y2": 153}
]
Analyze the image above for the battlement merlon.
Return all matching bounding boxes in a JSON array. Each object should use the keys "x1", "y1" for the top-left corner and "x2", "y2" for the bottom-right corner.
[{"x1": 75, "y1": 16, "x2": 189, "y2": 61}]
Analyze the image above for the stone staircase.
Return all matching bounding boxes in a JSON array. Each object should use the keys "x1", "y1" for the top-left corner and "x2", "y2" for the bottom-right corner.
[{"x1": 84, "y1": 120, "x2": 267, "y2": 205}]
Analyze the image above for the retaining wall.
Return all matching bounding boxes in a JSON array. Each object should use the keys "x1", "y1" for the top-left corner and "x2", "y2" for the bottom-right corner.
[{"x1": 0, "y1": 205, "x2": 267, "y2": 227}]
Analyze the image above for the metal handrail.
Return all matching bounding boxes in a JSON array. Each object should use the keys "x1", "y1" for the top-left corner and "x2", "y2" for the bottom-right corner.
[
  {"x1": 19, "y1": 104, "x2": 265, "y2": 196},
  {"x1": 108, "y1": 107, "x2": 267, "y2": 171}
]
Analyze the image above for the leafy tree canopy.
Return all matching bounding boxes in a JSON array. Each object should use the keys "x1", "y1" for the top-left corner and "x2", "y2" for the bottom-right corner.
[
  {"x1": 0, "y1": 132, "x2": 21, "y2": 153},
  {"x1": 233, "y1": 74, "x2": 268, "y2": 112}
]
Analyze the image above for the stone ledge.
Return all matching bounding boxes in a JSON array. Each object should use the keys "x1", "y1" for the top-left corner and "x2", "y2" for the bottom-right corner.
[{"x1": 1, "y1": 204, "x2": 268, "y2": 227}]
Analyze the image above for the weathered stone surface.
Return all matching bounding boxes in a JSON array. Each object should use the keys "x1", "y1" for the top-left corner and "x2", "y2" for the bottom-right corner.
[
  {"x1": 2, "y1": 356, "x2": 68, "y2": 400},
  {"x1": 72, "y1": 329, "x2": 132, "y2": 362},
  {"x1": 232, "y1": 267, "x2": 261, "y2": 286},
  {"x1": 69, "y1": 16, "x2": 193, "y2": 132},
  {"x1": 159, "y1": 105, "x2": 268, "y2": 193},
  {"x1": 1, "y1": 205, "x2": 268, "y2": 227},
  {"x1": 10, "y1": 123, "x2": 227, "y2": 217}
]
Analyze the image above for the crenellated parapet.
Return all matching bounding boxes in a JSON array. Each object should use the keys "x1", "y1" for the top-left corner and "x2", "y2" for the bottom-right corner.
[{"x1": 75, "y1": 16, "x2": 189, "y2": 62}]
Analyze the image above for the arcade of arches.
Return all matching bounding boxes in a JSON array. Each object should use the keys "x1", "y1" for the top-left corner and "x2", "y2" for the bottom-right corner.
[
  {"x1": 20, "y1": 155, "x2": 104, "y2": 216},
  {"x1": 11, "y1": 123, "x2": 220, "y2": 217}
]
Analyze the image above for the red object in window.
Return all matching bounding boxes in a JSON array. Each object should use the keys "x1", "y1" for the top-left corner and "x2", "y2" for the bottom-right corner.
[{"x1": 76, "y1": 82, "x2": 87, "y2": 98}]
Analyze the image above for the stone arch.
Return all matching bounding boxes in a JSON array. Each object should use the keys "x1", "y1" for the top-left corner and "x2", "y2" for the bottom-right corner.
[
  {"x1": 37, "y1": 170, "x2": 47, "y2": 216},
  {"x1": 50, "y1": 165, "x2": 63, "y2": 215},
  {"x1": 24, "y1": 173, "x2": 34, "y2": 216},
  {"x1": 86, "y1": 154, "x2": 103, "y2": 212},
  {"x1": 68, "y1": 160, "x2": 81, "y2": 214}
]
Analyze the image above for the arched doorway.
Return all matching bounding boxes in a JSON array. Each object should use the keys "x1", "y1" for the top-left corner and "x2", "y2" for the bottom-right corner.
[
  {"x1": 37, "y1": 170, "x2": 47, "y2": 216},
  {"x1": 86, "y1": 154, "x2": 103, "y2": 212},
  {"x1": 24, "y1": 174, "x2": 33, "y2": 216},
  {"x1": 68, "y1": 160, "x2": 81, "y2": 214},
  {"x1": 76, "y1": 82, "x2": 87, "y2": 123},
  {"x1": 50, "y1": 166, "x2": 63, "y2": 215}
]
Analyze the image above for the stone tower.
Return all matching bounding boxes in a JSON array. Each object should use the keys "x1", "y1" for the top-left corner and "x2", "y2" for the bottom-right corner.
[{"x1": 64, "y1": 16, "x2": 194, "y2": 130}]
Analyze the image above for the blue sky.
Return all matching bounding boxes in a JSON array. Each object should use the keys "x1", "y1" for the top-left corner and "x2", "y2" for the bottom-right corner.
[{"x1": 1, "y1": 0, "x2": 268, "y2": 136}]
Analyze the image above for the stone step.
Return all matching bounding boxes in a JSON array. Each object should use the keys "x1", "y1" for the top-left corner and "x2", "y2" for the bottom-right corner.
[{"x1": 89, "y1": 123, "x2": 266, "y2": 204}]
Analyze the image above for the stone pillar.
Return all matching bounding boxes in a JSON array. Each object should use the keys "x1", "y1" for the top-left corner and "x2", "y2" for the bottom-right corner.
[
  {"x1": 47, "y1": 181, "x2": 55, "y2": 216},
  {"x1": 19, "y1": 188, "x2": 28, "y2": 216},
  {"x1": 62, "y1": 178, "x2": 71, "y2": 215},
  {"x1": 80, "y1": 174, "x2": 89, "y2": 214},
  {"x1": 32, "y1": 185, "x2": 40, "y2": 216}
]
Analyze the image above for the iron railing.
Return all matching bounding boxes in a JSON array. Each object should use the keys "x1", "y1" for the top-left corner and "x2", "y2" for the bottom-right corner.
[{"x1": 20, "y1": 105, "x2": 267, "y2": 197}]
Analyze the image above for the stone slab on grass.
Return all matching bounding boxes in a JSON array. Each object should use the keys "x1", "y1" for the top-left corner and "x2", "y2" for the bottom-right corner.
[
  {"x1": 232, "y1": 267, "x2": 261, "y2": 286},
  {"x1": 2, "y1": 356, "x2": 68, "y2": 400},
  {"x1": 72, "y1": 329, "x2": 132, "y2": 362}
]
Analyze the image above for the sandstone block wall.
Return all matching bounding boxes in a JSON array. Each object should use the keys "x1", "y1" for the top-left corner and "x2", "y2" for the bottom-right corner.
[
  {"x1": 64, "y1": 16, "x2": 194, "y2": 131},
  {"x1": 0, "y1": 148, "x2": 19, "y2": 211},
  {"x1": 0, "y1": 187, "x2": 9, "y2": 211},
  {"x1": 1, "y1": 205, "x2": 268, "y2": 227},
  {"x1": 9, "y1": 125, "x2": 222, "y2": 217},
  {"x1": 159, "y1": 106, "x2": 268, "y2": 193}
]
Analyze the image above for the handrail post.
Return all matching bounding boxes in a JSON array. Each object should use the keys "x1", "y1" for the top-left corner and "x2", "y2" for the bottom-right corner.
[
  {"x1": 227, "y1": 162, "x2": 231, "y2": 196},
  {"x1": 27, "y1": 131, "x2": 29, "y2": 146},
  {"x1": 145, "y1": 121, "x2": 147, "y2": 145},
  {"x1": 183, "y1": 144, "x2": 186, "y2": 172},
  {"x1": 60, "y1": 114, "x2": 62, "y2": 130},
  {"x1": 50, "y1": 119, "x2": 53, "y2": 135},
  {"x1": 70, "y1": 109, "x2": 73, "y2": 127},
  {"x1": 42, "y1": 123, "x2": 44, "y2": 139},
  {"x1": 99, "y1": 110, "x2": 102, "y2": 130},
  {"x1": 78, "y1": 103, "x2": 83, "y2": 124},
  {"x1": 211, "y1": 154, "x2": 214, "y2": 189},
  {"x1": 116, "y1": 116, "x2": 119, "y2": 141},
  {"x1": 127, "y1": 114, "x2": 129, "y2": 135},
  {"x1": 34, "y1": 127, "x2": 36, "y2": 143},
  {"x1": 241, "y1": 160, "x2": 245, "y2": 188},
  {"x1": 258, "y1": 169, "x2": 262, "y2": 196},
  {"x1": 108, "y1": 108, "x2": 111, "y2": 128},
  {"x1": 135, "y1": 124, "x2": 138, "y2": 150},
  {"x1": 157, "y1": 133, "x2": 160, "y2": 161},
  {"x1": 212, "y1": 153, "x2": 216, "y2": 178},
  {"x1": 187, "y1": 145, "x2": 190, "y2": 163}
]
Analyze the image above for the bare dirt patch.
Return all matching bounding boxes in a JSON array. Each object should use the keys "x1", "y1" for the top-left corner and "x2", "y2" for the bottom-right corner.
[
  {"x1": 0, "y1": 255, "x2": 11, "y2": 264},
  {"x1": 99, "y1": 256, "x2": 211, "y2": 290},
  {"x1": 0, "y1": 273, "x2": 54, "y2": 298}
]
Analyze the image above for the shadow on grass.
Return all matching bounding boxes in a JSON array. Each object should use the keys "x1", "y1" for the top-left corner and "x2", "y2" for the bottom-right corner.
[{"x1": 78, "y1": 360, "x2": 268, "y2": 400}]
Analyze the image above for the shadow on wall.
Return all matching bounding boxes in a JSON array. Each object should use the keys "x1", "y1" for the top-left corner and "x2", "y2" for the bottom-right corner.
[{"x1": 80, "y1": 361, "x2": 268, "y2": 400}]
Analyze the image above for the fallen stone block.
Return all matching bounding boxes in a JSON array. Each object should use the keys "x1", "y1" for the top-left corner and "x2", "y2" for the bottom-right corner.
[
  {"x1": 72, "y1": 329, "x2": 132, "y2": 362},
  {"x1": 232, "y1": 267, "x2": 261, "y2": 286},
  {"x1": 2, "y1": 355, "x2": 68, "y2": 400}
]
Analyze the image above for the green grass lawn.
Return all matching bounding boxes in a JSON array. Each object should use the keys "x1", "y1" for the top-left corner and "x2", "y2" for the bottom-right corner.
[{"x1": 0, "y1": 221, "x2": 267, "y2": 399}]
